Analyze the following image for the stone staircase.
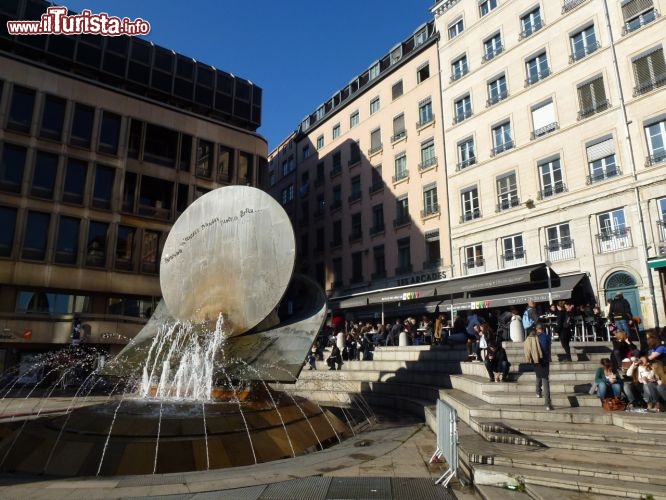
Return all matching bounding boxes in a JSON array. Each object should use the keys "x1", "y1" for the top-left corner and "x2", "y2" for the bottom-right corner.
[{"x1": 286, "y1": 341, "x2": 666, "y2": 499}]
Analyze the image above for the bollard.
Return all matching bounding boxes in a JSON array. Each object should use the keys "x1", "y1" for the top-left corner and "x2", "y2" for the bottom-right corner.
[
  {"x1": 399, "y1": 331, "x2": 409, "y2": 347},
  {"x1": 336, "y1": 331, "x2": 345, "y2": 350}
]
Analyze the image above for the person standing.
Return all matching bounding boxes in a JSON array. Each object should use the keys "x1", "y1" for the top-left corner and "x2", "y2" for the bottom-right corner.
[
  {"x1": 556, "y1": 301, "x2": 575, "y2": 362},
  {"x1": 609, "y1": 292, "x2": 633, "y2": 339},
  {"x1": 524, "y1": 322, "x2": 553, "y2": 410},
  {"x1": 386, "y1": 318, "x2": 401, "y2": 346}
]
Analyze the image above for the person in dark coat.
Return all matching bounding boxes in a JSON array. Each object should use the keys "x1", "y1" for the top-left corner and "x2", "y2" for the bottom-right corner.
[
  {"x1": 485, "y1": 342, "x2": 511, "y2": 382},
  {"x1": 327, "y1": 345, "x2": 343, "y2": 370}
]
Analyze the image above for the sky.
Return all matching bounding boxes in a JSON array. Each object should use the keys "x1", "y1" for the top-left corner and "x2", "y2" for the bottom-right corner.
[{"x1": 60, "y1": 0, "x2": 434, "y2": 150}]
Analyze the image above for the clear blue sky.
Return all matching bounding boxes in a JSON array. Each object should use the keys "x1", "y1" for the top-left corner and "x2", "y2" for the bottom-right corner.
[{"x1": 61, "y1": 1, "x2": 433, "y2": 150}]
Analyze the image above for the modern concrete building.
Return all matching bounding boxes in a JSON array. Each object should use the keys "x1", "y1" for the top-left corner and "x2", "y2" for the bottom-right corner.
[
  {"x1": 432, "y1": 0, "x2": 666, "y2": 329},
  {"x1": 268, "y1": 21, "x2": 451, "y2": 319},
  {"x1": 0, "y1": 0, "x2": 267, "y2": 370}
]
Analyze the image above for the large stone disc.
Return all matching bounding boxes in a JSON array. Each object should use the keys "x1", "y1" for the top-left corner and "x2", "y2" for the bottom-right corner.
[{"x1": 160, "y1": 186, "x2": 295, "y2": 334}]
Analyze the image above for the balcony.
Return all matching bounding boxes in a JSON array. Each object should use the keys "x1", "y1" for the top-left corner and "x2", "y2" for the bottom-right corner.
[
  {"x1": 531, "y1": 122, "x2": 559, "y2": 140},
  {"x1": 464, "y1": 259, "x2": 486, "y2": 275},
  {"x1": 368, "y1": 144, "x2": 383, "y2": 156},
  {"x1": 453, "y1": 110, "x2": 472, "y2": 124},
  {"x1": 450, "y1": 68, "x2": 468, "y2": 82},
  {"x1": 519, "y1": 21, "x2": 544, "y2": 40},
  {"x1": 456, "y1": 157, "x2": 476, "y2": 171},
  {"x1": 496, "y1": 198, "x2": 520, "y2": 213},
  {"x1": 348, "y1": 157, "x2": 361, "y2": 169},
  {"x1": 633, "y1": 72, "x2": 666, "y2": 97},
  {"x1": 460, "y1": 209, "x2": 481, "y2": 223},
  {"x1": 330, "y1": 165, "x2": 342, "y2": 178},
  {"x1": 537, "y1": 182, "x2": 567, "y2": 199},
  {"x1": 349, "y1": 230, "x2": 363, "y2": 243},
  {"x1": 371, "y1": 270, "x2": 387, "y2": 280},
  {"x1": 545, "y1": 240, "x2": 576, "y2": 262},
  {"x1": 330, "y1": 200, "x2": 342, "y2": 211},
  {"x1": 348, "y1": 191, "x2": 362, "y2": 204},
  {"x1": 391, "y1": 130, "x2": 407, "y2": 143},
  {"x1": 486, "y1": 92, "x2": 508, "y2": 107},
  {"x1": 369, "y1": 182, "x2": 384, "y2": 195},
  {"x1": 562, "y1": 0, "x2": 586, "y2": 14},
  {"x1": 577, "y1": 99, "x2": 610, "y2": 120},
  {"x1": 525, "y1": 68, "x2": 550, "y2": 86},
  {"x1": 502, "y1": 250, "x2": 526, "y2": 268},
  {"x1": 421, "y1": 204, "x2": 440, "y2": 219},
  {"x1": 392, "y1": 170, "x2": 409, "y2": 184},
  {"x1": 418, "y1": 156, "x2": 438, "y2": 172},
  {"x1": 416, "y1": 116, "x2": 435, "y2": 129},
  {"x1": 596, "y1": 227, "x2": 633, "y2": 253},
  {"x1": 393, "y1": 216, "x2": 411, "y2": 229},
  {"x1": 490, "y1": 140, "x2": 514, "y2": 156},
  {"x1": 569, "y1": 41, "x2": 601, "y2": 63},
  {"x1": 646, "y1": 151, "x2": 666, "y2": 167},
  {"x1": 623, "y1": 9, "x2": 659, "y2": 35},
  {"x1": 482, "y1": 46, "x2": 504, "y2": 63},
  {"x1": 370, "y1": 223, "x2": 385, "y2": 236},
  {"x1": 586, "y1": 166, "x2": 621, "y2": 184},
  {"x1": 423, "y1": 258, "x2": 443, "y2": 270},
  {"x1": 395, "y1": 264, "x2": 413, "y2": 276}
]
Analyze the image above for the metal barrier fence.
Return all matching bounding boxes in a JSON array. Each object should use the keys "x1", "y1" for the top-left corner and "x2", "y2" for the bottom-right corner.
[{"x1": 430, "y1": 399, "x2": 458, "y2": 487}]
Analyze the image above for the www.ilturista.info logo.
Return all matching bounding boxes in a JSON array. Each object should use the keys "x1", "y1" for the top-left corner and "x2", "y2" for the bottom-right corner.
[{"x1": 6, "y1": 6, "x2": 150, "y2": 36}]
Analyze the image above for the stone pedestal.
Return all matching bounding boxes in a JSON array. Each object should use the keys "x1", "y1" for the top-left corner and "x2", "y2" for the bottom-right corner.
[
  {"x1": 336, "y1": 331, "x2": 345, "y2": 350},
  {"x1": 399, "y1": 331, "x2": 409, "y2": 347},
  {"x1": 510, "y1": 318, "x2": 525, "y2": 342}
]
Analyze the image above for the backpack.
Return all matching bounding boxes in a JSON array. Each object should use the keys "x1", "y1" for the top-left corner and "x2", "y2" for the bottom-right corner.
[{"x1": 522, "y1": 308, "x2": 535, "y2": 330}]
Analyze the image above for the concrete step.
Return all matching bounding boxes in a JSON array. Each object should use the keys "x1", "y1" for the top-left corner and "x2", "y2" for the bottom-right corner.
[
  {"x1": 290, "y1": 379, "x2": 442, "y2": 405},
  {"x1": 459, "y1": 360, "x2": 602, "y2": 378},
  {"x1": 300, "y1": 368, "x2": 452, "y2": 386},
  {"x1": 313, "y1": 358, "x2": 463, "y2": 373}
]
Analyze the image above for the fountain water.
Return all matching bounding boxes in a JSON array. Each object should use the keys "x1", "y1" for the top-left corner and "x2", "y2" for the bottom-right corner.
[{"x1": 0, "y1": 186, "x2": 367, "y2": 476}]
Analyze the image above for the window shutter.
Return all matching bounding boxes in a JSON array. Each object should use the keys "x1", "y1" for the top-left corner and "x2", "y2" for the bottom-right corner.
[
  {"x1": 371, "y1": 129, "x2": 381, "y2": 149},
  {"x1": 531, "y1": 101, "x2": 555, "y2": 130},
  {"x1": 586, "y1": 138, "x2": 615, "y2": 162},
  {"x1": 591, "y1": 77, "x2": 606, "y2": 103},
  {"x1": 622, "y1": 0, "x2": 653, "y2": 21},
  {"x1": 393, "y1": 114, "x2": 405, "y2": 133},
  {"x1": 633, "y1": 48, "x2": 665, "y2": 84},
  {"x1": 578, "y1": 77, "x2": 604, "y2": 110}
]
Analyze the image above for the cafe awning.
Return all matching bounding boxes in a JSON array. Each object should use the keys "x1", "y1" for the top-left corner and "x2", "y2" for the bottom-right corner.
[{"x1": 648, "y1": 257, "x2": 666, "y2": 269}]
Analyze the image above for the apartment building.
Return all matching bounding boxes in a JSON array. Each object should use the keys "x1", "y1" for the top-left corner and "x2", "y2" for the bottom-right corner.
[
  {"x1": 268, "y1": 21, "x2": 451, "y2": 318},
  {"x1": 0, "y1": 0, "x2": 267, "y2": 368},
  {"x1": 432, "y1": 0, "x2": 666, "y2": 328}
]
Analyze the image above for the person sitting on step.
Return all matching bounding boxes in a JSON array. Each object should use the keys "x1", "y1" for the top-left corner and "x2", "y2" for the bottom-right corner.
[
  {"x1": 611, "y1": 329, "x2": 637, "y2": 372},
  {"x1": 594, "y1": 358, "x2": 622, "y2": 403},
  {"x1": 635, "y1": 356, "x2": 660, "y2": 411},
  {"x1": 624, "y1": 356, "x2": 645, "y2": 409},
  {"x1": 485, "y1": 341, "x2": 511, "y2": 382}
]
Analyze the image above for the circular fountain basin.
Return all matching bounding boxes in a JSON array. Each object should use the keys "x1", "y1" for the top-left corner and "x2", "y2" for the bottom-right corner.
[{"x1": 0, "y1": 391, "x2": 349, "y2": 477}]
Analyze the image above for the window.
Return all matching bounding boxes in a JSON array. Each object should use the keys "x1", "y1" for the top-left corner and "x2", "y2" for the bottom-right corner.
[
  {"x1": 350, "y1": 212, "x2": 362, "y2": 241},
  {"x1": 658, "y1": 198, "x2": 666, "y2": 240},
  {"x1": 496, "y1": 172, "x2": 519, "y2": 211},
  {"x1": 331, "y1": 152, "x2": 341, "y2": 176},
  {"x1": 479, "y1": 0, "x2": 498, "y2": 16},
  {"x1": 372, "y1": 245, "x2": 385, "y2": 279},
  {"x1": 141, "y1": 230, "x2": 161, "y2": 274},
  {"x1": 351, "y1": 251, "x2": 363, "y2": 283},
  {"x1": 316, "y1": 135, "x2": 324, "y2": 150},
  {"x1": 0, "y1": 206, "x2": 18, "y2": 257},
  {"x1": 370, "y1": 128, "x2": 382, "y2": 155},
  {"x1": 520, "y1": 7, "x2": 542, "y2": 38},
  {"x1": 417, "y1": 62, "x2": 430, "y2": 83},
  {"x1": 22, "y1": 211, "x2": 50, "y2": 260},
  {"x1": 570, "y1": 25, "x2": 598, "y2": 62},
  {"x1": 370, "y1": 165, "x2": 383, "y2": 193},
  {"x1": 454, "y1": 94, "x2": 472, "y2": 123},
  {"x1": 457, "y1": 138, "x2": 476, "y2": 169},
  {"x1": 332, "y1": 123, "x2": 341, "y2": 139},
  {"x1": 349, "y1": 141, "x2": 361, "y2": 165},
  {"x1": 448, "y1": 18, "x2": 464, "y2": 39},
  {"x1": 391, "y1": 46, "x2": 403, "y2": 65},
  {"x1": 7, "y1": 85, "x2": 35, "y2": 133},
  {"x1": 144, "y1": 123, "x2": 178, "y2": 167},
  {"x1": 487, "y1": 74, "x2": 507, "y2": 106},
  {"x1": 483, "y1": 33, "x2": 503, "y2": 62},
  {"x1": 86, "y1": 221, "x2": 108, "y2": 267},
  {"x1": 218, "y1": 145, "x2": 234, "y2": 182},
  {"x1": 525, "y1": 52, "x2": 550, "y2": 85},
  {"x1": 598, "y1": 208, "x2": 631, "y2": 252},
  {"x1": 370, "y1": 97, "x2": 380, "y2": 115},
  {"x1": 350, "y1": 175, "x2": 361, "y2": 202},
  {"x1": 451, "y1": 55, "x2": 469, "y2": 81},
  {"x1": 332, "y1": 220, "x2": 342, "y2": 247},
  {"x1": 92, "y1": 165, "x2": 115, "y2": 210},
  {"x1": 422, "y1": 183, "x2": 439, "y2": 217},
  {"x1": 645, "y1": 118, "x2": 666, "y2": 166},
  {"x1": 195, "y1": 140, "x2": 213, "y2": 178},
  {"x1": 622, "y1": 0, "x2": 657, "y2": 34},
  {"x1": 281, "y1": 184, "x2": 294, "y2": 205},
  {"x1": 415, "y1": 27, "x2": 428, "y2": 46},
  {"x1": 350, "y1": 111, "x2": 359, "y2": 128},
  {"x1": 546, "y1": 223, "x2": 574, "y2": 261},
  {"x1": 632, "y1": 47, "x2": 666, "y2": 96},
  {"x1": 238, "y1": 151, "x2": 253, "y2": 185},
  {"x1": 31, "y1": 151, "x2": 58, "y2": 199},
  {"x1": 538, "y1": 156, "x2": 566, "y2": 198},
  {"x1": 425, "y1": 230, "x2": 441, "y2": 269},
  {"x1": 369, "y1": 62, "x2": 380, "y2": 81},
  {"x1": 397, "y1": 237, "x2": 411, "y2": 274},
  {"x1": 419, "y1": 139, "x2": 436, "y2": 170},
  {"x1": 461, "y1": 187, "x2": 481, "y2": 222},
  {"x1": 371, "y1": 204, "x2": 385, "y2": 234},
  {"x1": 1, "y1": 144, "x2": 27, "y2": 193},
  {"x1": 315, "y1": 162, "x2": 324, "y2": 185},
  {"x1": 302, "y1": 144, "x2": 310, "y2": 160},
  {"x1": 54, "y1": 216, "x2": 80, "y2": 265},
  {"x1": 70, "y1": 103, "x2": 95, "y2": 148},
  {"x1": 531, "y1": 100, "x2": 558, "y2": 138},
  {"x1": 502, "y1": 234, "x2": 525, "y2": 263},
  {"x1": 181, "y1": 135, "x2": 192, "y2": 172},
  {"x1": 99, "y1": 111, "x2": 121, "y2": 155},
  {"x1": 392, "y1": 114, "x2": 406, "y2": 142},
  {"x1": 63, "y1": 158, "x2": 87, "y2": 204},
  {"x1": 577, "y1": 76, "x2": 609, "y2": 119},
  {"x1": 492, "y1": 121, "x2": 513, "y2": 155},
  {"x1": 282, "y1": 155, "x2": 295, "y2": 176},
  {"x1": 332, "y1": 184, "x2": 342, "y2": 209},
  {"x1": 395, "y1": 195, "x2": 409, "y2": 226},
  {"x1": 418, "y1": 98, "x2": 433, "y2": 127},
  {"x1": 40, "y1": 95, "x2": 66, "y2": 140},
  {"x1": 587, "y1": 137, "x2": 618, "y2": 183},
  {"x1": 394, "y1": 153, "x2": 408, "y2": 182},
  {"x1": 331, "y1": 257, "x2": 342, "y2": 287},
  {"x1": 465, "y1": 244, "x2": 484, "y2": 272},
  {"x1": 392, "y1": 80, "x2": 403, "y2": 100}
]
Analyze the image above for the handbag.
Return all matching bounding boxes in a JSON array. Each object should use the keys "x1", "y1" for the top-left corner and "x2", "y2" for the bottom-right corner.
[{"x1": 602, "y1": 396, "x2": 626, "y2": 411}]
